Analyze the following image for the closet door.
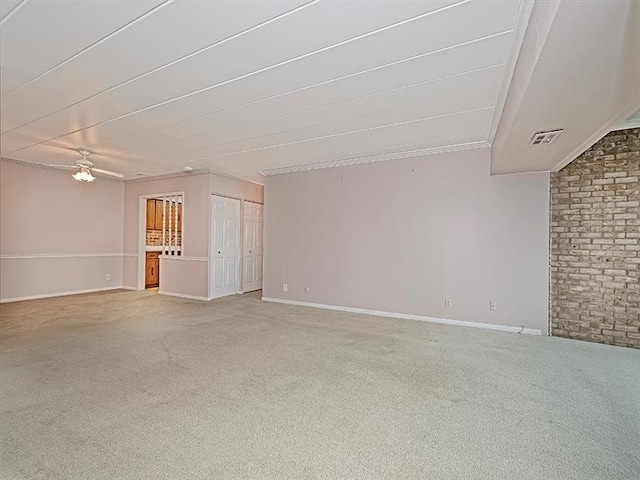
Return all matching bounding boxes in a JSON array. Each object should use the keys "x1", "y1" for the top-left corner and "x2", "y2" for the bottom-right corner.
[
  {"x1": 210, "y1": 195, "x2": 241, "y2": 299},
  {"x1": 243, "y1": 202, "x2": 263, "y2": 292}
]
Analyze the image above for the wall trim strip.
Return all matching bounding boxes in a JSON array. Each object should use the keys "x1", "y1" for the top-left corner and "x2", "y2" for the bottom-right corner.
[
  {"x1": 160, "y1": 255, "x2": 208, "y2": 262},
  {"x1": 0, "y1": 286, "x2": 127, "y2": 304},
  {"x1": 261, "y1": 297, "x2": 543, "y2": 335}
]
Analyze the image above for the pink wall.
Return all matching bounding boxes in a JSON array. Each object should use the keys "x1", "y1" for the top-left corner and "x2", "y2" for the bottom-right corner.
[
  {"x1": 123, "y1": 172, "x2": 263, "y2": 298},
  {"x1": 263, "y1": 148, "x2": 550, "y2": 332},
  {"x1": 160, "y1": 256, "x2": 209, "y2": 299},
  {"x1": 1, "y1": 161, "x2": 263, "y2": 302},
  {"x1": 0, "y1": 159, "x2": 124, "y2": 301},
  {"x1": 123, "y1": 173, "x2": 210, "y2": 294}
]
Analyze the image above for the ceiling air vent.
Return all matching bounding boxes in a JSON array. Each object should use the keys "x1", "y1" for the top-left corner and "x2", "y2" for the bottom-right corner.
[{"x1": 529, "y1": 129, "x2": 564, "y2": 146}]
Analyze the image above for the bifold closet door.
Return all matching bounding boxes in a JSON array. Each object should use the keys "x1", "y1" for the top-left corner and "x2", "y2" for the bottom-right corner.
[
  {"x1": 243, "y1": 202, "x2": 263, "y2": 292},
  {"x1": 210, "y1": 195, "x2": 241, "y2": 299}
]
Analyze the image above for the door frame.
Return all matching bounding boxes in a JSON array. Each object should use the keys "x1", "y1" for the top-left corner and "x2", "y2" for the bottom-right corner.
[
  {"x1": 241, "y1": 200, "x2": 264, "y2": 293},
  {"x1": 137, "y1": 191, "x2": 185, "y2": 291},
  {"x1": 209, "y1": 193, "x2": 264, "y2": 296}
]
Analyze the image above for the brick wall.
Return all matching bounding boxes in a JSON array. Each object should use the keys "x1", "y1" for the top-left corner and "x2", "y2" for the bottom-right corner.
[
  {"x1": 146, "y1": 229, "x2": 182, "y2": 247},
  {"x1": 550, "y1": 128, "x2": 640, "y2": 348}
]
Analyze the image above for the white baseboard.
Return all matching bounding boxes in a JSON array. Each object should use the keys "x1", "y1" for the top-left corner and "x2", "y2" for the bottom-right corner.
[
  {"x1": 0, "y1": 286, "x2": 127, "y2": 304},
  {"x1": 261, "y1": 297, "x2": 542, "y2": 335},
  {"x1": 157, "y1": 290, "x2": 211, "y2": 301},
  {"x1": 158, "y1": 290, "x2": 243, "y2": 301}
]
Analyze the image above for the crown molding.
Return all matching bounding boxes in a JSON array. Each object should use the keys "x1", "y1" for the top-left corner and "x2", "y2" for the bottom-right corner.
[
  {"x1": 123, "y1": 168, "x2": 210, "y2": 183},
  {"x1": 260, "y1": 141, "x2": 490, "y2": 176},
  {"x1": 123, "y1": 166, "x2": 264, "y2": 186}
]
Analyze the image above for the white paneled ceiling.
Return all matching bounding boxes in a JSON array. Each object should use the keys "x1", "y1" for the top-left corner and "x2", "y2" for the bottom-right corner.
[{"x1": 0, "y1": 0, "x2": 528, "y2": 182}]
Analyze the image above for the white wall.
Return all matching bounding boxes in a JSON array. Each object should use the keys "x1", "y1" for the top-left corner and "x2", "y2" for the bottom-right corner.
[
  {"x1": 263, "y1": 148, "x2": 550, "y2": 332},
  {"x1": 0, "y1": 159, "x2": 124, "y2": 302}
]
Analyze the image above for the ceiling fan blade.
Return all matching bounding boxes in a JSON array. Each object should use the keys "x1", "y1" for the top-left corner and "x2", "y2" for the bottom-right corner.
[
  {"x1": 92, "y1": 168, "x2": 124, "y2": 179},
  {"x1": 45, "y1": 164, "x2": 77, "y2": 170}
]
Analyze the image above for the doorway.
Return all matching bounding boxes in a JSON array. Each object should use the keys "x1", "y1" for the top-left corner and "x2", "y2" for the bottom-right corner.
[{"x1": 137, "y1": 192, "x2": 184, "y2": 291}]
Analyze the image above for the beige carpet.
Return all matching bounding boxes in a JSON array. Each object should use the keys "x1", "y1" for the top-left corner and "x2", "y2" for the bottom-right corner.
[{"x1": 1, "y1": 290, "x2": 639, "y2": 479}]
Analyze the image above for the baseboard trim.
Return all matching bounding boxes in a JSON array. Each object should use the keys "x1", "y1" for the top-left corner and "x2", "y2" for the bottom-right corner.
[
  {"x1": 261, "y1": 297, "x2": 542, "y2": 335},
  {"x1": 157, "y1": 290, "x2": 210, "y2": 301},
  {"x1": 0, "y1": 286, "x2": 126, "y2": 304}
]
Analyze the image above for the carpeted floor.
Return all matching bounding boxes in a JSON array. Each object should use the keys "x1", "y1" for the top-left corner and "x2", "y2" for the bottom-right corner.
[{"x1": 1, "y1": 290, "x2": 638, "y2": 479}]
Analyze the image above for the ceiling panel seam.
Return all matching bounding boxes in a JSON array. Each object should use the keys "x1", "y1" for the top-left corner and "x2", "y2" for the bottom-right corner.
[
  {"x1": 85, "y1": 61, "x2": 507, "y2": 154},
  {"x1": 0, "y1": 0, "x2": 27, "y2": 25},
  {"x1": 1, "y1": 0, "x2": 319, "y2": 130},
  {"x1": 2, "y1": 0, "x2": 174, "y2": 97},
  {"x1": 5, "y1": 27, "x2": 511, "y2": 156},
  {"x1": 162, "y1": 106, "x2": 495, "y2": 166},
  {"x1": 10, "y1": 105, "x2": 493, "y2": 168},
  {"x1": 3, "y1": 0, "x2": 471, "y2": 151},
  {"x1": 107, "y1": 87, "x2": 500, "y2": 159}
]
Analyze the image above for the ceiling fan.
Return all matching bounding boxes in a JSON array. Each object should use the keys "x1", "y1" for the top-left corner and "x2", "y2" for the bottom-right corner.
[{"x1": 47, "y1": 150, "x2": 124, "y2": 182}]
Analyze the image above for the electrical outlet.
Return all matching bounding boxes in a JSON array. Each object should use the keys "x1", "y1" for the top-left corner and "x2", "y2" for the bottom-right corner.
[
  {"x1": 444, "y1": 298, "x2": 452, "y2": 308},
  {"x1": 105, "y1": 274, "x2": 111, "y2": 281},
  {"x1": 489, "y1": 301, "x2": 498, "y2": 311},
  {"x1": 282, "y1": 283, "x2": 288, "y2": 292}
]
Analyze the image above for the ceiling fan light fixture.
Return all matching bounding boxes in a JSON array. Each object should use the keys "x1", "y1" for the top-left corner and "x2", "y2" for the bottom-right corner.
[{"x1": 73, "y1": 167, "x2": 95, "y2": 182}]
